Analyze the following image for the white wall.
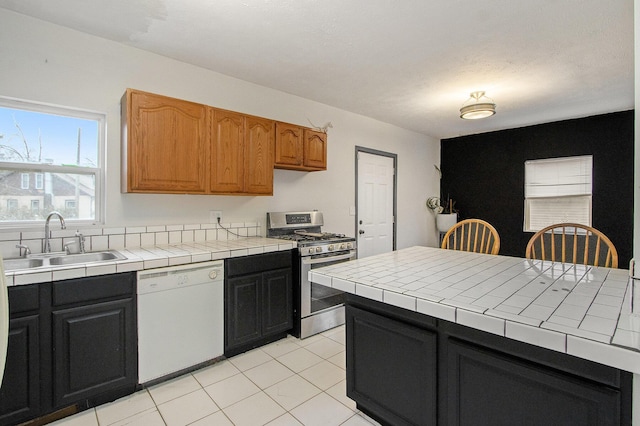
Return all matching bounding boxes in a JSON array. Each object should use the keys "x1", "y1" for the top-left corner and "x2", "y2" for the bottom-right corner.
[
  {"x1": 632, "y1": 0, "x2": 640, "y2": 422},
  {"x1": 0, "y1": 9, "x2": 441, "y2": 249}
]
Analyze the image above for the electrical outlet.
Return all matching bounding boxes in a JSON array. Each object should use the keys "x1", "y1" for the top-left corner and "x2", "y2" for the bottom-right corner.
[{"x1": 210, "y1": 210, "x2": 222, "y2": 223}]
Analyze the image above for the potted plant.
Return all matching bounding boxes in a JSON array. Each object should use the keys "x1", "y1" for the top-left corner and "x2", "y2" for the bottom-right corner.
[
  {"x1": 427, "y1": 196, "x2": 458, "y2": 233},
  {"x1": 427, "y1": 165, "x2": 458, "y2": 233}
]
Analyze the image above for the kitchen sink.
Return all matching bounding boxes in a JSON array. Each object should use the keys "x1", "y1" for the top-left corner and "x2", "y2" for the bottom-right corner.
[
  {"x1": 4, "y1": 250, "x2": 126, "y2": 271},
  {"x1": 48, "y1": 251, "x2": 125, "y2": 265},
  {"x1": 4, "y1": 258, "x2": 45, "y2": 270}
]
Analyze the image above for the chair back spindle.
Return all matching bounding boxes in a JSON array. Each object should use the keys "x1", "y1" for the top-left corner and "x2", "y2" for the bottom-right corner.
[
  {"x1": 525, "y1": 223, "x2": 618, "y2": 268},
  {"x1": 441, "y1": 219, "x2": 500, "y2": 255}
]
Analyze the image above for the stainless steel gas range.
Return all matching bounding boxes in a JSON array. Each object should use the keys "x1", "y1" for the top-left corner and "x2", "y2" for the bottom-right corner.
[{"x1": 266, "y1": 211, "x2": 356, "y2": 338}]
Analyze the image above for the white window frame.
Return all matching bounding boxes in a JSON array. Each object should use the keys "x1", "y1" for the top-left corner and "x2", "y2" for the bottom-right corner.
[
  {"x1": 35, "y1": 173, "x2": 43, "y2": 189},
  {"x1": 0, "y1": 96, "x2": 106, "y2": 227},
  {"x1": 20, "y1": 173, "x2": 29, "y2": 189},
  {"x1": 524, "y1": 155, "x2": 593, "y2": 232},
  {"x1": 30, "y1": 199, "x2": 40, "y2": 211}
]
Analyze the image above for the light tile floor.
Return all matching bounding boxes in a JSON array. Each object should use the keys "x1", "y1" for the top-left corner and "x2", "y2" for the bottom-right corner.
[{"x1": 51, "y1": 326, "x2": 381, "y2": 426}]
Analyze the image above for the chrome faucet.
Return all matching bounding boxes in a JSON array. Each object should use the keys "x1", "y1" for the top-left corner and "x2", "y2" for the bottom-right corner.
[{"x1": 44, "y1": 211, "x2": 66, "y2": 253}]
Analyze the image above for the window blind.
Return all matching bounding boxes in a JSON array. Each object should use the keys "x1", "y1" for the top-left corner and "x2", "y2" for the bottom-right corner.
[{"x1": 524, "y1": 156, "x2": 592, "y2": 232}]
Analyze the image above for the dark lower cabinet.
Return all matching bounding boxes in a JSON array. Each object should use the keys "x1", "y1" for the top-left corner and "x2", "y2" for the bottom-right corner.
[
  {"x1": 447, "y1": 338, "x2": 622, "y2": 426},
  {"x1": 226, "y1": 273, "x2": 262, "y2": 348},
  {"x1": 225, "y1": 251, "x2": 293, "y2": 356},
  {"x1": 52, "y1": 298, "x2": 136, "y2": 409},
  {"x1": 0, "y1": 284, "x2": 43, "y2": 426},
  {"x1": 0, "y1": 273, "x2": 137, "y2": 426},
  {"x1": 346, "y1": 306, "x2": 436, "y2": 426},
  {"x1": 345, "y1": 294, "x2": 632, "y2": 426}
]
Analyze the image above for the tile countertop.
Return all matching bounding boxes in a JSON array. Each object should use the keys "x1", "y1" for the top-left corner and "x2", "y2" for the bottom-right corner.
[
  {"x1": 309, "y1": 246, "x2": 640, "y2": 374},
  {"x1": 4, "y1": 237, "x2": 295, "y2": 287}
]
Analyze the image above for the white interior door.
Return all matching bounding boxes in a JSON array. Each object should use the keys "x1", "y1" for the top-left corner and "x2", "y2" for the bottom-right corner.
[{"x1": 357, "y1": 151, "x2": 395, "y2": 258}]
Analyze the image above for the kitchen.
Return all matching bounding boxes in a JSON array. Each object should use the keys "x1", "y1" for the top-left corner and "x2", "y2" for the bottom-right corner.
[{"x1": 0, "y1": 1, "x2": 637, "y2": 425}]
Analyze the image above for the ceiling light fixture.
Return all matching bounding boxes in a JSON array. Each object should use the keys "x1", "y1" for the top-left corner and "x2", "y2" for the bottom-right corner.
[{"x1": 459, "y1": 91, "x2": 496, "y2": 120}]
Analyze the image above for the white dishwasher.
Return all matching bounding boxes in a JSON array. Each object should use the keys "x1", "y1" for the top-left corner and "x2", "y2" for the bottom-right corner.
[{"x1": 137, "y1": 260, "x2": 224, "y2": 384}]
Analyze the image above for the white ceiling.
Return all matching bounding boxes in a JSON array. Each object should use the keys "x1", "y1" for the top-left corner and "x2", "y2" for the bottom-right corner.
[{"x1": 0, "y1": 0, "x2": 634, "y2": 140}]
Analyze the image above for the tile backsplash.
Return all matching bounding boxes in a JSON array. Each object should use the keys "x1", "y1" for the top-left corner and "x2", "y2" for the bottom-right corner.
[{"x1": 0, "y1": 221, "x2": 262, "y2": 259}]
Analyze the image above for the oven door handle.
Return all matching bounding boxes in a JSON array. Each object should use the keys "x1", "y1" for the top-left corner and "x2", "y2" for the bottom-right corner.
[{"x1": 302, "y1": 252, "x2": 356, "y2": 265}]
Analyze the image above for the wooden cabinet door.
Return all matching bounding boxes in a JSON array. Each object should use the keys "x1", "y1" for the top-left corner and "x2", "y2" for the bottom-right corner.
[
  {"x1": 261, "y1": 268, "x2": 293, "y2": 336},
  {"x1": 211, "y1": 109, "x2": 245, "y2": 193},
  {"x1": 303, "y1": 129, "x2": 327, "y2": 170},
  {"x1": 445, "y1": 338, "x2": 622, "y2": 426},
  {"x1": 51, "y1": 298, "x2": 136, "y2": 409},
  {"x1": 125, "y1": 89, "x2": 209, "y2": 193},
  {"x1": 225, "y1": 274, "x2": 262, "y2": 351},
  {"x1": 245, "y1": 117, "x2": 274, "y2": 195},
  {"x1": 346, "y1": 305, "x2": 437, "y2": 426},
  {"x1": 274, "y1": 123, "x2": 303, "y2": 167}
]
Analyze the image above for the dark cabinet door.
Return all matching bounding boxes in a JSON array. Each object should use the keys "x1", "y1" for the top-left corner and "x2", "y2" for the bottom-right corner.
[
  {"x1": 346, "y1": 305, "x2": 437, "y2": 426},
  {"x1": 0, "y1": 315, "x2": 41, "y2": 426},
  {"x1": 445, "y1": 338, "x2": 622, "y2": 426},
  {"x1": 226, "y1": 274, "x2": 261, "y2": 349},
  {"x1": 52, "y1": 298, "x2": 136, "y2": 409},
  {"x1": 262, "y1": 268, "x2": 292, "y2": 336}
]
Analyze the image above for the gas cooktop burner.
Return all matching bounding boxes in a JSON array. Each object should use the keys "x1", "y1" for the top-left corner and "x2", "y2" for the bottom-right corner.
[{"x1": 266, "y1": 211, "x2": 356, "y2": 254}]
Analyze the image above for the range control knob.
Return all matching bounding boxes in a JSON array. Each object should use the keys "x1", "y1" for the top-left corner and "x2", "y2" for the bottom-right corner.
[
  {"x1": 340, "y1": 243, "x2": 346, "y2": 250},
  {"x1": 315, "y1": 246, "x2": 323, "y2": 253},
  {"x1": 308, "y1": 248, "x2": 315, "y2": 255},
  {"x1": 346, "y1": 242, "x2": 353, "y2": 249},
  {"x1": 328, "y1": 245, "x2": 335, "y2": 251}
]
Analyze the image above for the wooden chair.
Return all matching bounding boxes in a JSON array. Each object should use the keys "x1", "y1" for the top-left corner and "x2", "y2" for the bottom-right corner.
[
  {"x1": 525, "y1": 223, "x2": 618, "y2": 268},
  {"x1": 441, "y1": 219, "x2": 500, "y2": 255}
]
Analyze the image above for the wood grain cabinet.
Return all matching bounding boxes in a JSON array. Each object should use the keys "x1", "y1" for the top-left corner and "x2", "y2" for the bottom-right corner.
[
  {"x1": 302, "y1": 129, "x2": 327, "y2": 170},
  {"x1": 274, "y1": 123, "x2": 327, "y2": 171},
  {"x1": 122, "y1": 89, "x2": 209, "y2": 194},
  {"x1": 211, "y1": 110, "x2": 274, "y2": 195},
  {"x1": 122, "y1": 89, "x2": 275, "y2": 195}
]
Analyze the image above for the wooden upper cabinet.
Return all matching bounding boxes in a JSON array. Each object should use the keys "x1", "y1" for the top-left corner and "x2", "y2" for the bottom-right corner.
[
  {"x1": 122, "y1": 89, "x2": 209, "y2": 193},
  {"x1": 303, "y1": 129, "x2": 327, "y2": 170},
  {"x1": 210, "y1": 109, "x2": 244, "y2": 193},
  {"x1": 121, "y1": 89, "x2": 320, "y2": 195},
  {"x1": 245, "y1": 117, "x2": 274, "y2": 195},
  {"x1": 210, "y1": 110, "x2": 274, "y2": 195},
  {"x1": 274, "y1": 123, "x2": 327, "y2": 171},
  {"x1": 274, "y1": 123, "x2": 303, "y2": 167}
]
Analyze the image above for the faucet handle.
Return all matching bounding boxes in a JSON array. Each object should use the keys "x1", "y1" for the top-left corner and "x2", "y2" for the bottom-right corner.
[
  {"x1": 16, "y1": 244, "x2": 31, "y2": 257},
  {"x1": 74, "y1": 230, "x2": 86, "y2": 253}
]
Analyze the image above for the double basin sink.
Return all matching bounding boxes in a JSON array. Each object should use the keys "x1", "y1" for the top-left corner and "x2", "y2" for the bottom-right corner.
[{"x1": 4, "y1": 250, "x2": 126, "y2": 271}]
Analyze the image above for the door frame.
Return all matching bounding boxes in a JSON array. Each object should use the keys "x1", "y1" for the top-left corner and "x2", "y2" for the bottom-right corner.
[{"x1": 355, "y1": 146, "x2": 398, "y2": 252}]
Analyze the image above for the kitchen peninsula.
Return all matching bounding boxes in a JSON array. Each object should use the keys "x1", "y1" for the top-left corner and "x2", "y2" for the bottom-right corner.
[{"x1": 309, "y1": 246, "x2": 638, "y2": 425}]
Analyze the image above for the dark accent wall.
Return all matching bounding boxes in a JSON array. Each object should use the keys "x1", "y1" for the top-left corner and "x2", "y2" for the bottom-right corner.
[{"x1": 441, "y1": 110, "x2": 634, "y2": 266}]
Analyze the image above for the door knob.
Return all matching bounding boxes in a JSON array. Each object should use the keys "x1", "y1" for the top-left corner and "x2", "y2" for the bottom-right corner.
[{"x1": 359, "y1": 230, "x2": 365, "y2": 234}]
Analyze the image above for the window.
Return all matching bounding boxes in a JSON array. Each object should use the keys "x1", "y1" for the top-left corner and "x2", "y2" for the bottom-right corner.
[
  {"x1": 524, "y1": 155, "x2": 592, "y2": 232},
  {"x1": 31, "y1": 199, "x2": 40, "y2": 212},
  {"x1": 0, "y1": 97, "x2": 104, "y2": 224},
  {"x1": 35, "y1": 173, "x2": 43, "y2": 189},
  {"x1": 20, "y1": 173, "x2": 29, "y2": 189}
]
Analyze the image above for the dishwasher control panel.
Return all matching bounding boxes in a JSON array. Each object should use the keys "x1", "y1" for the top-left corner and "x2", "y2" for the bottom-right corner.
[{"x1": 137, "y1": 260, "x2": 224, "y2": 294}]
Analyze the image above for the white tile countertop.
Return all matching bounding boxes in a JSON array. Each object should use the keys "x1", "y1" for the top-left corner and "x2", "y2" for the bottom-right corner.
[
  {"x1": 4, "y1": 237, "x2": 295, "y2": 286},
  {"x1": 309, "y1": 246, "x2": 640, "y2": 374}
]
